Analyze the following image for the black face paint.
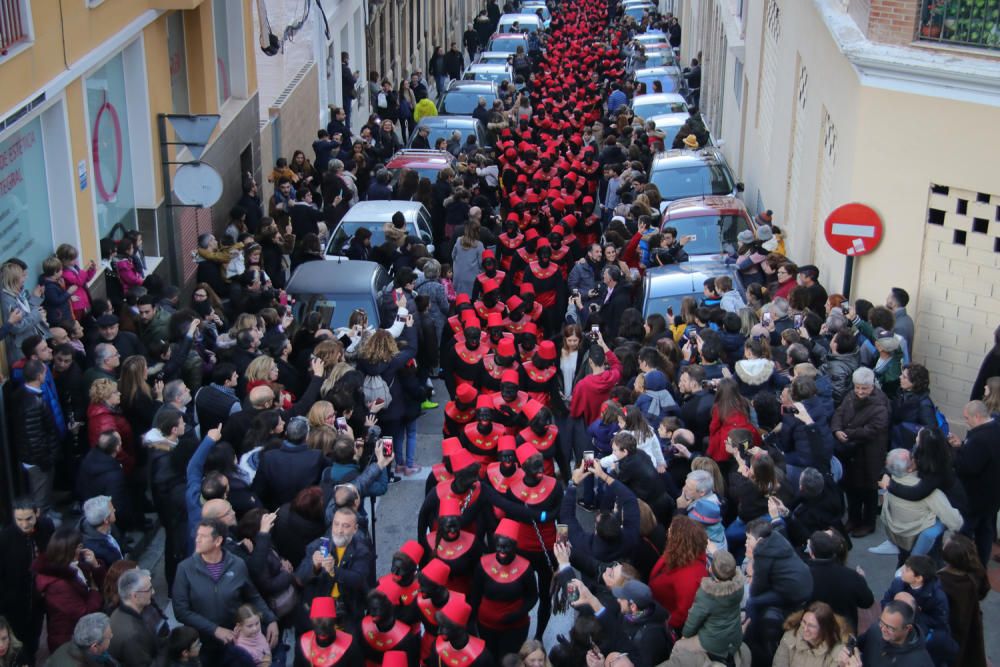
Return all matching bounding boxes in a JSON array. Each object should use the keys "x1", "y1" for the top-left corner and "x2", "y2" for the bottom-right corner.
[
  {"x1": 495, "y1": 535, "x2": 517, "y2": 564},
  {"x1": 501, "y1": 383, "x2": 518, "y2": 402}
]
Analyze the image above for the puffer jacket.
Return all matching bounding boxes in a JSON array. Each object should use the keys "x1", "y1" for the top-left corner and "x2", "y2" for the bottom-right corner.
[
  {"x1": 890, "y1": 391, "x2": 937, "y2": 449},
  {"x1": 33, "y1": 555, "x2": 106, "y2": 652},
  {"x1": 635, "y1": 370, "x2": 678, "y2": 424},
  {"x1": 733, "y1": 358, "x2": 781, "y2": 399},
  {"x1": 12, "y1": 384, "x2": 59, "y2": 470},
  {"x1": 87, "y1": 402, "x2": 135, "y2": 475},
  {"x1": 778, "y1": 395, "x2": 836, "y2": 472},
  {"x1": 772, "y1": 629, "x2": 845, "y2": 667},
  {"x1": 819, "y1": 350, "x2": 860, "y2": 405},
  {"x1": 62, "y1": 264, "x2": 96, "y2": 316},
  {"x1": 681, "y1": 570, "x2": 745, "y2": 657},
  {"x1": 749, "y1": 530, "x2": 813, "y2": 608}
]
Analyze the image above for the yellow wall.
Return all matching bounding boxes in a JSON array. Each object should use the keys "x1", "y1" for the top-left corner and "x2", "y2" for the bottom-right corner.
[{"x1": 0, "y1": 3, "x2": 70, "y2": 110}]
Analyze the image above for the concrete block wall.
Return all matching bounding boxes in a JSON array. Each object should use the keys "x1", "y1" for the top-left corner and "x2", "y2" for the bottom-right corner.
[{"x1": 915, "y1": 184, "x2": 1000, "y2": 423}]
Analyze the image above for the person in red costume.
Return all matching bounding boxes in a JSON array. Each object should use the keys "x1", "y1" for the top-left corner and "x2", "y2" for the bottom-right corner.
[
  {"x1": 360, "y1": 589, "x2": 419, "y2": 666},
  {"x1": 482, "y1": 312, "x2": 511, "y2": 353},
  {"x1": 519, "y1": 341, "x2": 560, "y2": 406},
  {"x1": 470, "y1": 250, "x2": 507, "y2": 301},
  {"x1": 472, "y1": 280, "x2": 505, "y2": 323},
  {"x1": 425, "y1": 497, "x2": 480, "y2": 595},
  {"x1": 375, "y1": 539, "x2": 424, "y2": 629},
  {"x1": 461, "y1": 396, "x2": 503, "y2": 463},
  {"x1": 525, "y1": 239, "x2": 564, "y2": 336},
  {"x1": 415, "y1": 560, "x2": 456, "y2": 663},
  {"x1": 426, "y1": 437, "x2": 461, "y2": 497},
  {"x1": 469, "y1": 518, "x2": 538, "y2": 660},
  {"x1": 495, "y1": 216, "x2": 524, "y2": 272},
  {"x1": 515, "y1": 399, "x2": 567, "y2": 481},
  {"x1": 443, "y1": 314, "x2": 486, "y2": 398},
  {"x1": 418, "y1": 449, "x2": 484, "y2": 548},
  {"x1": 502, "y1": 296, "x2": 533, "y2": 335},
  {"x1": 296, "y1": 596, "x2": 361, "y2": 667},
  {"x1": 435, "y1": 594, "x2": 495, "y2": 667},
  {"x1": 486, "y1": 436, "x2": 523, "y2": 502},
  {"x1": 482, "y1": 337, "x2": 519, "y2": 392},
  {"x1": 443, "y1": 384, "x2": 477, "y2": 438},
  {"x1": 492, "y1": 369, "x2": 530, "y2": 433}
]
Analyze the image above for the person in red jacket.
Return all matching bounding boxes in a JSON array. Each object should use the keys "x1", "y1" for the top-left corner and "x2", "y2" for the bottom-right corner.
[
  {"x1": 32, "y1": 525, "x2": 106, "y2": 653},
  {"x1": 648, "y1": 515, "x2": 710, "y2": 632},
  {"x1": 707, "y1": 378, "x2": 761, "y2": 467},
  {"x1": 85, "y1": 378, "x2": 136, "y2": 477},
  {"x1": 569, "y1": 330, "x2": 621, "y2": 426}
]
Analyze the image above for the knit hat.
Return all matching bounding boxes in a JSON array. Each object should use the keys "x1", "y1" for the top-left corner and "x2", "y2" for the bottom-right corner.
[
  {"x1": 737, "y1": 230, "x2": 755, "y2": 245},
  {"x1": 711, "y1": 550, "x2": 738, "y2": 581},
  {"x1": 874, "y1": 328, "x2": 900, "y2": 352},
  {"x1": 756, "y1": 225, "x2": 773, "y2": 242},
  {"x1": 688, "y1": 497, "x2": 722, "y2": 526},
  {"x1": 611, "y1": 580, "x2": 654, "y2": 607}
]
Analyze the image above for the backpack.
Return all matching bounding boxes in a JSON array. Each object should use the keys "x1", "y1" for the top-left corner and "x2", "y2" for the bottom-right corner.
[{"x1": 362, "y1": 373, "x2": 393, "y2": 410}]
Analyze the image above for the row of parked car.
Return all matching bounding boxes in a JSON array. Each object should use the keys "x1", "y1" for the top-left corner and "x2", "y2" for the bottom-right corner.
[{"x1": 287, "y1": 5, "x2": 756, "y2": 328}]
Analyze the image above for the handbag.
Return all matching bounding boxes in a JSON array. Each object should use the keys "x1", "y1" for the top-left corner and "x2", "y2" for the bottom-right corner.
[{"x1": 268, "y1": 582, "x2": 299, "y2": 619}]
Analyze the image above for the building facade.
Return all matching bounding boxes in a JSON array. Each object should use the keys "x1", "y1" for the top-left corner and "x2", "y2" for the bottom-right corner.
[
  {"x1": 0, "y1": 0, "x2": 260, "y2": 287},
  {"x1": 676, "y1": 0, "x2": 1000, "y2": 422}
]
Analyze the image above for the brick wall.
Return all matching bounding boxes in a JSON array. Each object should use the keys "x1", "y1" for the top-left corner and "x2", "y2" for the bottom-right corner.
[
  {"x1": 867, "y1": 0, "x2": 919, "y2": 45},
  {"x1": 915, "y1": 184, "x2": 1000, "y2": 425}
]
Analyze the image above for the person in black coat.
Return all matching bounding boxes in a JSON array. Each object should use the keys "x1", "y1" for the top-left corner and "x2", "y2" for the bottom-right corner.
[
  {"x1": 237, "y1": 179, "x2": 264, "y2": 234},
  {"x1": 252, "y1": 416, "x2": 328, "y2": 510},
  {"x1": 296, "y1": 507, "x2": 374, "y2": 625},
  {"x1": 0, "y1": 497, "x2": 54, "y2": 665},
  {"x1": 951, "y1": 400, "x2": 1000, "y2": 565},
  {"x1": 610, "y1": 432, "x2": 674, "y2": 525},
  {"x1": 272, "y1": 487, "x2": 328, "y2": 566},
  {"x1": 76, "y1": 431, "x2": 139, "y2": 531},
  {"x1": 970, "y1": 325, "x2": 1000, "y2": 400},
  {"x1": 805, "y1": 530, "x2": 874, "y2": 632},
  {"x1": 11, "y1": 361, "x2": 61, "y2": 513},
  {"x1": 444, "y1": 43, "x2": 464, "y2": 81},
  {"x1": 596, "y1": 266, "x2": 631, "y2": 340}
]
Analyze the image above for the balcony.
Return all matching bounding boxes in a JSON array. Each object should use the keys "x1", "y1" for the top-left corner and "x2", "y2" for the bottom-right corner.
[
  {"x1": 0, "y1": 0, "x2": 29, "y2": 56},
  {"x1": 919, "y1": 0, "x2": 1000, "y2": 51}
]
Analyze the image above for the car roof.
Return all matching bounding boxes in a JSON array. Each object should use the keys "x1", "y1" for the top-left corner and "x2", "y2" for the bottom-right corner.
[
  {"x1": 340, "y1": 200, "x2": 425, "y2": 224},
  {"x1": 445, "y1": 80, "x2": 499, "y2": 92},
  {"x1": 662, "y1": 195, "x2": 750, "y2": 218},
  {"x1": 646, "y1": 114, "x2": 688, "y2": 129},
  {"x1": 499, "y1": 13, "x2": 541, "y2": 23},
  {"x1": 652, "y1": 147, "x2": 727, "y2": 168},
  {"x1": 385, "y1": 150, "x2": 456, "y2": 170},
  {"x1": 465, "y1": 63, "x2": 511, "y2": 73},
  {"x1": 413, "y1": 115, "x2": 481, "y2": 129},
  {"x1": 286, "y1": 259, "x2": 384, "y2": 295},
  {"x1": 644, "y1": 260, "x2": 741, "y2": 299},
  {"x1": 477, "y1": 51, "x2": 512, "y2": 61},
  {"x1": 635, "y1": 66, "x2": 682, "y2": 77},
  {"x1": 632, "y1": 93, "x2": 687, "y2": 106}
]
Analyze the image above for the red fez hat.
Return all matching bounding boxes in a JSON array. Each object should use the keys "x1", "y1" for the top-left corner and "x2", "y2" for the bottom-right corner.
[
  {"x1": 422, "y1": 559, "x2": 451, "y2": 586},
  {"x1": 524, "y1": 229, "x2": 540, "y2": 241},
  {"x1": 486, "y1": 312, "x2": 504, "y2": 329},
  {"x1": 582, "y1": 196, "x2": 595, "y2": 204},
  {"x1": 552, "y1": 199, "x2": 566, "y2": 212},
  {"x1": 442, "y1": 437, "x2": 462, "y2": 459},
  {"x1": 501, "y1": 369, "x2": 519, "y2": 385},
  {"x1": 562, "y1": 214, "x2": 578, "y2": 228},
  {"x1": 450, "y1": 448, "x2": 480, "y2": 474},
  {"x1": 462, "y1": 310, "x2": 479, "y2": 326},
  {"x1": 310, "y1": 596, "x2": 336, "y2": 619},
  {"x1": 536, "y1": 238, "x2": 551, "y2": 249},
  {"x1": 538, "y1": 341, "x2": 557, "y2": 361},
  {"x1": 455, "y1": 293, "x2": 471, "y2": 306},
  {"x1": 504, "y1": 148, "x2": 517, "y2": 160},
  {"x1": 516, "y1": 443, "x2": 541, "y2": 464},
  {"x1": 525, "y1": 192, "x2": 541, "y2": 205},
  {"x1": 497, "y1": 337, "x2": 517, "y2": 357},
  {"x1": 506, "y1": 295, "x2": 523, "y2": 310},
  {"x1": 439, "y1": 496, "x2": 462, "y2": 517},
  {"x1": 377, "y1": 579, "x2": 402, "y2": 604},
  {"x1": 521, "y1": 322, "x2": 539, "y2": 336},
  {"x1": 495, "y1": 518, "x2": 520, "y2": 541},
  {"x1": 476, "y1": 395, "x2": 494, "y2": 410},
  {"x1": 482, "y1": 249, "x2": 495, "y2": 260},
  {"x1": 499, "y1": 435, "x2": 517, "y2": 452},
  {"x1": 551, "y1": 224, "x2": 566, "y2": 236},
  {"x1": 382, "y1": 652, "x2": 408, "y2": 667},
  {"x1": 516, "y1": 174, "x2": 529, "y2": 184},
  {"x1": 522, "y1": 399, "x2": 543, "y2": 421},
  {"x1": 455, "y1": 384, "x2": 477, "y2": 404},
  {"x1": 399, "y1": 540, "x2": 424, "y2": 565},
  {"x1": 439, "y1": 593, "x2": 472, "y2": 627}
]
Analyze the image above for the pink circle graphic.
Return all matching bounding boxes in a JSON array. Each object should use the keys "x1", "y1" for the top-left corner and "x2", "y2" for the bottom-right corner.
[{"x1": 92, "y1": 101, "x2": 123, "y2": 203}]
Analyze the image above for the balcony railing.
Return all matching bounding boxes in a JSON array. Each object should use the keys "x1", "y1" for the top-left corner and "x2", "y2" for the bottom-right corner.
[
  {"x1": 919, "y1": 0, "x2": 1000, "y2": 51},
  {"x1": 0, "y1": 0, "x2": 29, "y2": 55}
]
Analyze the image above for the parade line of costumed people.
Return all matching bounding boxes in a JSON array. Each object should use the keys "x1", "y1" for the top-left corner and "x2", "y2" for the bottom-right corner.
[{"x1": 303, "y1": 3, "x2": 638, "y2": 666}]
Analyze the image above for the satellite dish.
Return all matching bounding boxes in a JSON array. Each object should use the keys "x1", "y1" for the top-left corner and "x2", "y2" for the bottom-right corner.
[{"x1": 173, "y1": 162, "x2": 223, "y2": 207}]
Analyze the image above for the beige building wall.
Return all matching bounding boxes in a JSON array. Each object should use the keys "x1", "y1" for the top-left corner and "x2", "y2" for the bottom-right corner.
[{"x1": 680, "y1": 0, "x2": 1000, "y2": 422}]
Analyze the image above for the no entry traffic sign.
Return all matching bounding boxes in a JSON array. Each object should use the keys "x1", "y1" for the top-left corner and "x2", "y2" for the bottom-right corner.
[{"x1": 824, "y1": 203, "x2": 884, "y2": 256}]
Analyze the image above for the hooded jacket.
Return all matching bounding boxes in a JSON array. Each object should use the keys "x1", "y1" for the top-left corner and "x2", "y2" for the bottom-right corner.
[
  {"x1": 772, "y1": 629, "x2": 845, "y2": 667},
  {"x1": 858, "y1": 623, "x2": 934, "y2": 667},
  {"x1": 635, "y1": 370, "x2": 678, "y2": 424},
  {"x1": 733, "y1": 357, "x2": 781, "y2": 399},
  {"x1": 681, "y1": 570, "x2": 745, "y2": 656},
  {"x1": 749, "y1": 530, "x2": 812, "y2": 607},
  {"x1": 778, "y1": 395, "x2": 836, "y2": 472},
  {"x1": 820, "y1": 350, "x2": 860, "y2": 405}
]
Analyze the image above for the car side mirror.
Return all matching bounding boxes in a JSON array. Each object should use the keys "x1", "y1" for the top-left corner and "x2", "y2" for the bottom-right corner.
[{"x1": 736, "y1": 182, "x2": 745, "y2": 192}]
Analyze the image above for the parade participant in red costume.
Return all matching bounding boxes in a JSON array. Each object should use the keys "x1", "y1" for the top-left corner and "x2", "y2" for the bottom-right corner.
[
  {"x1": 446, "y1": 294, "x2": 474, "y2": 338},
  {"x1": 472, "y1": 280, "x2": 505, "y2": 323},
  {"x1": 443, "y1": 385, "x2": 477, "y2": 437},
  {"x1": 375, "y1": 540, "x2": 424, "y2": 630},
  {"x1": 297, "y1": 597, "x2": 361, "y2": 667},
  {"x1": 444, "y1": 315, "x2": 485, "y2": 398},
  {"x1": 526, "y1": 240, "x2": 563, "y2": 335},
  {"x1": 435, "y1": 594, "x2": 495, "y2": 667},
  {"x1": 511, "y1": 229, "x2": 540, "y2": 285},
  {"x1": 486, "y1": 436, "x2": 523, "y2": 502},
  {"x1": 515, "y1": 399, "x2": 568, "y2": 481},
  {"x1": 495, "y1": 216, "x2": 524, "y2": 272},
  {"x1": 492, "y1": 369, "x2": 530, "y2": 433},
  {"x1": 516, "y1": 322, "x2": 541, "y2": 364},
  {"x1": 418, "y1": 448, "x2": 484, "y2": 544},
  {"x1": 482, "y1": 313, "x2": 511, "y2": 352},
  {"x1": 415, "y1": 560, "x2": 455, "y2": 663},
  {"x1": 469, "y1": 518, "x2": 538, "y2": 660},
  {"x1": 502, "y1": 296, "x2": 533, "y2": 335},
  {"x1": 519, "y1": 285, "x2": 544, "y2": 323},
  {"x1": 519, "y1": 340, "x2": 560, "y2": 406},
  {"x1": 425, "y1": 437, "x2": 460, "y2": 496},
  {"x1": 360, "y1": 589, "x2": 419, "y2": 666},
  {"x1": 424, "y1": 497, "x2": 480, "y2": 594},
  {"x1": 460, "y1": 396, "x2": 504, "y2": 463},
  {"x1": 481, "y1": 337, "x2": 519, "y2": 392},
  {"x1": 470, "y1": 250, "x2": 507, "y2": 301}
]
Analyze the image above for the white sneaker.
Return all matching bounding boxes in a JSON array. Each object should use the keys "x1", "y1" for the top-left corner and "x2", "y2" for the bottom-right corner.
[{"x1": 868, "y1": 540, "x2": 899, "y2": 555}]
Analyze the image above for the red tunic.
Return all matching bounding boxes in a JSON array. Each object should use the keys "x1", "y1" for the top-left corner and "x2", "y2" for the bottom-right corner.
[
  {"x1": 436, "y1": 636, "x2": 488, "y2": 667},
  {"x1": 519, "y1": 362, "x2": 558, "y2": 406},
  {"x1": 526, "y1": 261, "x2": 561, "y2": 308},
  {"x1": 476, "y1": 554, "x2": 533, "y2": 630},
  {"x1": 426, "y1": 530, "x2": 478, "y2": 594},
  {"x1": 516, "y1": 425, "x2": 559, "y2": 477},
  {"x1": 360, "y1": 616, "x2": 411, "y2": 666},
  {"x1": 442, "y1": 401, "x2": 475, "y2": 438},
  {"x1": 460, "y1": 422, "x2": 503, "y2": 463},
  {"x1": 299, "y1": 632, "x2": 357, "y2": 666},
  {"x1": 508, "y1": 475, "x2": 559, "y2": 552}
]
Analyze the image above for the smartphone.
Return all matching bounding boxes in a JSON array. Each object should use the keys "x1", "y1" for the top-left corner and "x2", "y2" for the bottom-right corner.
[
  {"x1": 556, "y1": 524, "x2": 570, "y2": 544},
  {"x1": 688, "y1": 234, "x2": 697, "y2": 242},
  {"x1": 590, "y1": 325, "x2": 600, "y2": 340},
  {"x1": 381, "y1": 437, "x2": 394, "y2": 458},
  {"x1": 846, "y1": 635, "x2": 857, "y2": 656},
  {"x1": 318, "y1": 537, "x2": 330, "y2": 558},
  {"x1": 571, "y1": 288, "x2": 581, "y2": 298},
  {"x1": 583, "y1": 450, "x2": 595, "y2": 469},
  {"x1": 335, "y1": 417, "x2": 348, "y2": 431},
  {"x1": 793, "y1": 314, "x2": 803, "y2": 329},
  {"x1": 279, "y1": 291, "x2": 288, "y2": 306},
  {"x1": 762, "y1": 311, "x2": 773, "y2": 326},
  {"x1": 841, "y1": 302, "x2": 851, "y2": 315},
  {"x1": 567, "y1": 582, "x2": 580, "y2": 603}
]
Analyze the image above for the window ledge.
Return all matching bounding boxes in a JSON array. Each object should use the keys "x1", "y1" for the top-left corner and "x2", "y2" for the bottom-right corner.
[{"x1": 0, "y1": 40, "x2": 33, "y2": 65}]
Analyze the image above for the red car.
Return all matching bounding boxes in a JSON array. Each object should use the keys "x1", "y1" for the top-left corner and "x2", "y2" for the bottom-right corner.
[
  {"x1": 658, "y1": 195, "x2": 756, "y2": 258},
  {"x1": 385, "y1": 149, "x2": 456, "y2": 184}
]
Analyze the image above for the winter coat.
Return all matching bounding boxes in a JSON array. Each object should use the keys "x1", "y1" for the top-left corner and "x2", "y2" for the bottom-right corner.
[
  {"x1": 42, "y1": 279, "x2": 75, "y2": 325},
  {"x1": 831, "y1": 387, "x2": 890, "y2": 489},
  {"x1": 33, "y1": 555, "x2": 106, "y2": 652},
  {"x1": 748, "y1": 531, "x2": 812, "y2": 608},
  {"x1": 11, "y1": 384, "x2": 59, "y2": 470},
  {"x1": 778, "y1": 395, "x2": 835, "y2": 472},
  {"x1": 890, "y1": 391, "x2": 937, "y2": 450},
  {"x1": 109, "y1": 603, "x2": 164, "y2": 667},
  {"x1": 953, "y1": 418, "x2": 1000, "y2": 512},
  {"x1": 172, "y1": 551, "x2": 276, "y2": 637},
  {"x1": 718, "y1": 331, "x2": 746, "y2": 367},
  {"x1": 45, "y1": 642, "x2": 114, "y2": 667},
  {"x1": 414, "y1": 277, "x2": 450, "y2": 340},
  {"x1": 649, "y1": 552, "x2": 708, "y2": 630},
  {"x1": 0, "y1": 517, "x2": 54, "y2": 628},
  {"x1": 62, "y1": 264, "x2": 96, "y2": 316},
  {"x1": 1, "y1": 288, "x2": 48, "y2": 363},
  {"x1": 733, "y1": 358, "x2": 781, "y2": 399},
  {"x1": 882, "y1": 577, "x2": 951, "y2": 636},
  {"x1": 681, "y1": 571, "x2": 745, "y2": 657},
  {"x1": 938, "y1": 567, "x2": 989, "y2": 667},
  {"x1": 451, "y1": 241, "x2": 484, "y2": 296},
  {"x1": 354, "y1": 324, "x2": 418, "y2": 424},
  {"x1": 570, "y1": 351, "x2": 623, "y2": 425},
  {"x1": 772, "y1": 629, "x2": 845, "y2": 667},
  {"x1": 707, "y1": 406, "x2": 760, "y2": 463},
  {"x1": 587, "y1": 419, "x2": 619, "y2": 456},
  {"x1": 807, "y1": 558, "x2": 874, "y2": 632},
  {"x1": 857, "y1": 624, "x2": 934, "y2": 667},
  {"x1": 115, "y1": 256, "x2": 144, "y2": 291},
  {"x1": 86, "y1": 402, "x2": 135, "y2": 474},
  {"x1": 820, "y1": 350, "x2": 860, "y2": 405},
  {"x1": 882, "y1": 473, "x2": 963, "y2": 550},
  {"x1": 270, "y1": 502, "x2": 327, "y2": 566},
  {"x1": 635, "y1": 370, "x2": 678, "y2": 424}
]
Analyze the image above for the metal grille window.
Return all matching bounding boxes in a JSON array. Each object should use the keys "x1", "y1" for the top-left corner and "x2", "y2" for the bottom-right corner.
[
  {"x1": 918, "y1": 0, "x2": 1000, "y2": 50},
  {"x1": 0, "y1": 0, "x2": 31, "y2": 56}
]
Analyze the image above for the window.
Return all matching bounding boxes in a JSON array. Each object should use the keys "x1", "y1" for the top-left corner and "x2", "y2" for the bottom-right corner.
[
  {"x1": 167, "y1": 12, "x2": 189, "y2": 114},
  {"x1": 85, "y1": 52, "x2": 137, "y2": 237},
  {"x1": 213, "y1": 0, "x2": 247, "y2": 107},
  {"x1": 733, "y1": 58, "x2": 744, "y2": 108},
  {"x1": 0, "y1": 117, "x2": 51, "y2": 272},
  {"x1": 0, "y1": 0, "x2": 33, "y2": 56},
  {"x1": 918, "y1": 0, "x2": 1000, "y2": 51}
]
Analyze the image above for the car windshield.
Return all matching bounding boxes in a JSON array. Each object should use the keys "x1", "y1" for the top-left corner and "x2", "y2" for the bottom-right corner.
[
  {"x1": 632, "y1": 98, "x2": 686, "y2": 118},
  {"x1": 330, "y1": 222, "x2": 403, "y2": 253},
  {"x1": 316, "y1": 297, "x2": 378, "y2": 330},
  {"x1": 652, "y1": 163, "x2": 736, "y2": 201},
  {"x1": 488, "y1": 38, "x2": 524, "y2": 53},
  {"x1": 644, "y1": 52, "x2": 675, "y2": 67},
  {"x1": 410, "y1": 126, "x2": 461, "y2": 148},
  {"x1": 636, "y1": 75, "x2": 680, "y2": 94},
  {"x1": 465, "y1": 70, "x2": 511, "y2": 84},
  {"x1": 661, "y1": 214, "x2": 749, "y2": 255},
  {"x1": 441, "y1": 91, "x2": 495, "y2": 115},
  {"x1": 392, "y1": 165, "x2": 449, "y2": 181},
  {"x1": 478, "y1": 55, "x2": 510, "y2": 65}
]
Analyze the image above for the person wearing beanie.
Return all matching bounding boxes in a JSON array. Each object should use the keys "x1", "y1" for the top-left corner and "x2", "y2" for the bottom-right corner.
[
  {"x1": 376, "y1": 540, "x2": 425, "y2": 629},
  {"x1": 514, "y1": 399, "x2": 567, "y2": 481},
  {"x1": 360, "y1": 589, "x2": 419, "y2": 665},
  {"x1": 671, "y1": 550, "x2": 748, "y2": 664},
  {"x1": 469, "y1": 518, "x2": 538, "y2": 659},
  {"x1": 434, "y1": 593, "x2": 494, "y2": 667},
  {"x1": 482, "y1": 337, "x2": 520, "y2": 393},
  {"x1": 424, "y1": 497, "x2": 480, "y2": 594},
  {"x1": 296, "y1": 596, "x2": 360, "y2": 666}
]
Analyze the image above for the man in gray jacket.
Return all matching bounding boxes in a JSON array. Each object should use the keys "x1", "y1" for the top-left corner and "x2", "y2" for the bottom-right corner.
[{"x1": 172, "y1": 518, "x2": 277, "y2": 663}]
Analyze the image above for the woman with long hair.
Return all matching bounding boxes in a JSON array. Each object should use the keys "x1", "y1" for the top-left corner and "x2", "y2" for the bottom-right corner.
[
  {"x1": 32, "y1": 525, "x2": 105, "y2": 652},
  {"x1": 239, "y1": 410, "x2": 284, "y2": 462},
  {"x1": 981, "y1": 376, "x2": 1000, "y2": 416},
  {"x1": 649, "y1": 515, "x2": 709, "y2": 633},
  {"x1": 707, "y1": 378, "x2": 760, "y2": 464},
  {"x1": 938, "y1": 532, "x2": 989, "y2": 667},
  {"x1": 772, "y1": 601, "x2": 847, "y2": 667},
  {"x1": 725, "y1": 447, "x2": 784, "y2": 560},
  {"x1": 451, "y1": 219, "x2": 484, "y2": 296},
  {"x1": 518, "y1": 639, "x2": 551, "y2": 667},
  {"x1": 119, "y1": 355, "x2": 162, "y2": 437},
  {"x1": 620, "y1": 404, "x2": 666, "y2": 472},
  {"x1": 733, "y1": 335, "x2": 778, "y2": 399},
  {"x1": 398, "y1": 80, "x2": 416, "y2": 139},
  {"x1": 971, "y1": 324, "x2": 1000, "y2": 400},
  {"x1": 557, "y1": 323, "x2": 589, "y2": 403},
  {"x1": 0, "y1": 261, "x2": 48, "y2": 364},
  {"x1": 670, "y1": 296, "x2": 698, "y2": 343}
]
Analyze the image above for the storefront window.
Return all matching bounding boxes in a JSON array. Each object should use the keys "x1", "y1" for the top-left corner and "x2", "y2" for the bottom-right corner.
[
  {"x1": 86, "y1": 52, "x2": 137, "y2": 238},
  {"x1": 0, "y1": 117, "x2": 53, "y2": 276},
  {"x1": 168, "y1": 11, "x2": 189, "y2": 114},
  {"x1": 214, "y1": 0, "x2": 232, "y2": 106}
]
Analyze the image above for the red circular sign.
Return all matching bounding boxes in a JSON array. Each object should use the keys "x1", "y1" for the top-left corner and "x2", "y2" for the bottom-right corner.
[{"x1": 823, "y1": 203, "x2": 884, "y2": 257}]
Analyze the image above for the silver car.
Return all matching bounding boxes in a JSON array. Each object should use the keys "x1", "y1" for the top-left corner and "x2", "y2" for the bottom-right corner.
[{"x1": 641, "y1": 258, "x2": 746, "y2": 319}]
